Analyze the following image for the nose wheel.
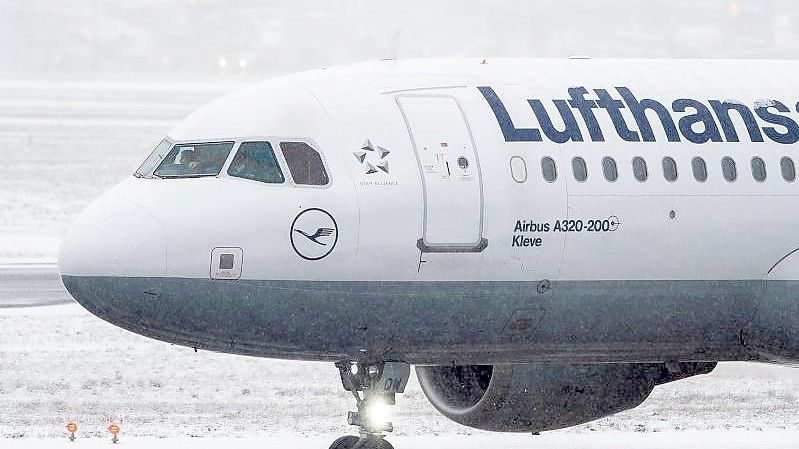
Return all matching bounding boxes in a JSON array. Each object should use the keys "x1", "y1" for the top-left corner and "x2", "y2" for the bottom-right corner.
[
  {"x1": 330, "y1": 361, "x2": 410, "y2": 449},
  {"x1": 329, "y1": 435, "x2": 393, "y2": 449}
]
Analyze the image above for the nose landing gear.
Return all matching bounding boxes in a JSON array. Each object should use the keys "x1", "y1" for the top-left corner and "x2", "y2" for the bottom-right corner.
[{"x1": 330, "y1": 361, "x2": 411, "y2": 449}]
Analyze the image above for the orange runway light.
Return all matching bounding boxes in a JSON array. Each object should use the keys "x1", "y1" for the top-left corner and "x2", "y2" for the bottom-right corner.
[
  {"x1": 66, "y1": 421, "x2": 77, "y2": 441},
  {"x1": 108, "y1": 423, "x2": 121, "y2": 443}
]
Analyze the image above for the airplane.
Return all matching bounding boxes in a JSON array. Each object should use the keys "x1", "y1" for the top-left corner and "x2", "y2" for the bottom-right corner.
[{"x1": 59, "y1": 57, "x2": 799, "y2": 449}]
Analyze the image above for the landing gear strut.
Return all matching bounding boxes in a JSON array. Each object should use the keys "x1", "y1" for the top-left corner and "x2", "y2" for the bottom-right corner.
[{"x1": 330, "y1": 361, "x2": 410, "y2": 449}]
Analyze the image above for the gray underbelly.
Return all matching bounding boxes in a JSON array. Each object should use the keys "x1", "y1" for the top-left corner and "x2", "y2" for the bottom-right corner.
[{"x1": 61, "y1": 276, "x2": 791, "y2": 364}]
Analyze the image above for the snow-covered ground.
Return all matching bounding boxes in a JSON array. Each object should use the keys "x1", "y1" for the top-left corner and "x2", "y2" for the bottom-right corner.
[
  {"x1": 5, "y1": 432, "x2": 799, "y2": 449},
  {"x1": 0, "y1": 303, "x2": 797, "y2": 442}
]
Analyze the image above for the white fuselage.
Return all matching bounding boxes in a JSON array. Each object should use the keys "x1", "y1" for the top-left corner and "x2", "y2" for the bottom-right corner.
[{"x1": 59, "y1": 58, "x2": 799, "y2": 364}]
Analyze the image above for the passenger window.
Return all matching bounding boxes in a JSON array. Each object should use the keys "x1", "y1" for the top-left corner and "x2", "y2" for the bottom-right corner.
[
  {"x1": 662, "y1": 157, "x2": 678, "y2": 182},
  {"x1": 572, "y1": 156, "x2": 587, "y2": 182},
  {"x1": 722, "y1": 156, "x2": 737, "y2": 182},
  {"x1": 632, "y1": 157, "x2": 648, "y2": 182},
  {"x1": 541, "y1": 157, "x2": 557, "y2": 183},
  {"x1": 280, "y1": 142, "x2": 329, "y2": 186},
  {"x1": 227, "y1": 142, "x2": 284, "y2": 184},
  {"x1": 602, "y1": 157, "x2": 618, "y2": 182},
  {"x1": 781, "y1": 156, "x2": 796, "y2": 182},
  {"x1": 510, "y1": 156, "x2": 527, "y2": 183},
  {"x1": 153, "y1": 141, "x2": 234, "y2": 178},
  {"x1": 751, "y1": 157, "x2": 766, "y2": 182},
  {"x1": 692, "y1": 157, "x2": 707, "y2": 182}
]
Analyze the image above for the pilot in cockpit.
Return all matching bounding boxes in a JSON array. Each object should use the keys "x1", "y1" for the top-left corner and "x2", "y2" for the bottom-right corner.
[
  {"x1": 186, "y1": 148, "x2": 221, "y2": 174},
  {"x1": 179, "y1": 149, "x2": 198, "y2": 173},
  {"x1": 227, "y1": 142, "x2": 284, "y2": 183}
]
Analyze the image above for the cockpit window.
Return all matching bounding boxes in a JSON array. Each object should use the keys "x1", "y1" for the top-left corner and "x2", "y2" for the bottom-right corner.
[
  {"x1": 135, "y1": 139, "x2": 172, "y2": 177},
  {"x1": 280, "y1": 142, "x2": 329, "y2": 186},
  {"x1": 227, "y1": 141, "x2": 284, "y2": 184},
  {"x1": 153, "y1": 142, "x2": 234, "y2": 178}
]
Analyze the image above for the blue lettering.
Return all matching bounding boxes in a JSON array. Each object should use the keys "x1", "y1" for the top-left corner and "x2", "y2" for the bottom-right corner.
[
  {"x1": 673, "y1": 99, "x2": 723, "y2": 144},
  {"x1": 568, "y1": 87, "x2": 604, "y2": 142},
  {"x1": 478, "y1": 86, "x2": 798, "y2": 145},
  {"x1": 477, "y1": 86, "x2": 541, "y2": 142},
  {"x1": 755, "y1": 100, "x2": 799, "y2": 144},
  {"x1": 594, "y1": 89, "x2": 640, "y2": 142},
  {"x1": 709, "y1": 100, "x2": 764, "y2": 142},
  {"x1": 617, "y1": 87, "x2": 680, "y2": 142},
  {"x1": 528, "y1": 99, "x2": 583, "y2": 143}
]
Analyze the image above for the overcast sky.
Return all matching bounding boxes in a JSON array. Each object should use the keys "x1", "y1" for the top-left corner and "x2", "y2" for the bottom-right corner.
[{"x1": 1, "y1": 1, "x2": 797, "y2": 80}]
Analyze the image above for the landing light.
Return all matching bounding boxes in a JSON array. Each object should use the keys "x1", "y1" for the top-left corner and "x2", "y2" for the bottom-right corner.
[
  {"x1": 364, "y1": 396, "x2": 392, "y2": 429},
  {"x1": 218, "y1": 57, "x2": 228, "y2": 68}
]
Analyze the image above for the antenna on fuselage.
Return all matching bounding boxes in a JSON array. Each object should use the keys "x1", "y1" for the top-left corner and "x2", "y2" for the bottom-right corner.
[{"x1": 382, "y1": 30, "x2": 403, "y2": 61}]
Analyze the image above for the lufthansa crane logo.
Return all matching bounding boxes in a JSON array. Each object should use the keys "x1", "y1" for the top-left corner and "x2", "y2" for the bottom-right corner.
[
  {"x1": 290, "y1": 208, "x2": 339, "y2": 260},
  {"x1": 353, "y1": 139, "x2": 390, "y2": 174}
]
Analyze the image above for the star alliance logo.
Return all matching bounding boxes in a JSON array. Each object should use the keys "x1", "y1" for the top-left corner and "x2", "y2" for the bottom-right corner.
[{"x1": 353, "y1": 139, "x2": 390, "y2": 174}]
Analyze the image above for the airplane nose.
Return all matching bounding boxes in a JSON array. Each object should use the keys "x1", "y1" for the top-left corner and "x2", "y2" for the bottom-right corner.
[{"x1": 59, "y1": 193, "x2": 166, "y2": 302}]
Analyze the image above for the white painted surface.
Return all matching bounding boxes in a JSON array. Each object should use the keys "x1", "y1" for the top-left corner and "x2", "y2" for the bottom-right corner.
[
  {"x1": 399, "y1": 95, "x2": 483, "y2": 249},
  {"x1": 53, "y1": 58, "x2": 799, "y2": 282}
]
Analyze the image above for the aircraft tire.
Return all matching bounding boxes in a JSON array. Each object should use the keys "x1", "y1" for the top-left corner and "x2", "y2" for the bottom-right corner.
[{"x1": 329, "y1": 435, "x2": 394, "y2": 449}]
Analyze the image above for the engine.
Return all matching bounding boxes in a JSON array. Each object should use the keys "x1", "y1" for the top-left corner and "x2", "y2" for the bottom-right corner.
[{"x1": 416, "y1": 362, "x2": 716, "y2": 433}]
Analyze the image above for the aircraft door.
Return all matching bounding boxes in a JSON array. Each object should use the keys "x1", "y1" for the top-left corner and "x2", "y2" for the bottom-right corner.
[{"x1": 397, "y1": 95, "x2": 487, "y2": 253}]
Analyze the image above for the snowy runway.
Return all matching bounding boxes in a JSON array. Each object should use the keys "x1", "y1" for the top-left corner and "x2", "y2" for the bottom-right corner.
[
  {"x1": 0, "y1": 263, "x2": 71, "y2": 308},
  {"x1": 1, "y1": 302, "x2": 797, "y2": 443},
  {"x1": 5, "y1": 431, "x2": 799, "y2": 449}
]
